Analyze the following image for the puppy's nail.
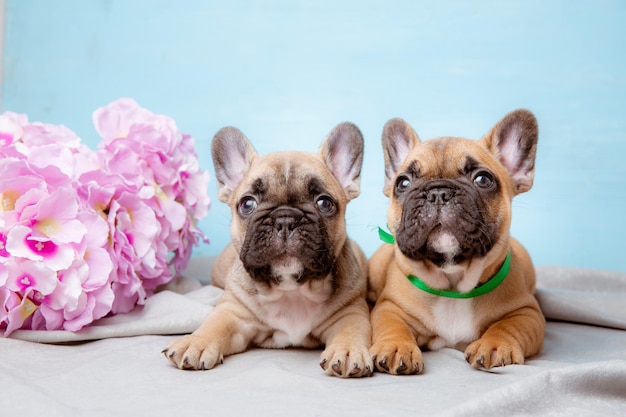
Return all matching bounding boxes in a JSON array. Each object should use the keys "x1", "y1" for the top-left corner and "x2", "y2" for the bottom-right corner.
[
  {"x1": 378, "y1": 357, "x2": 389, "y2": 372},
  {"x1": 319, "y1": 358, "x2": 328, "y2": 370},
  {"x1": 331, "y1": 360, "x2": 343, "y2": 376},
  {"x1": 182, "y1": 356, "x2": 193, "y2": 369},
  {"x1": 415, "y1": 362, "x2": 423, "y2": 374},
  {"x1": 161, "y1": 348, "x2": 169, "y2": 355},
  {"x1": 396, "y1": 358, "x2": 408, "y2": 374},
  {"x1": 349, "y1": 364, "x2": 362, "y2": 377},
  {"x1": 476, "y1": 356, "x2": 485, "y2": 368}
]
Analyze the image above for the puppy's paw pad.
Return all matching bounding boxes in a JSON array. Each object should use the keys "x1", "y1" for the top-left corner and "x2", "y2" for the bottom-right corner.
[{"x1": 370, "y1": 342, "x2": 423, "y2": 375}]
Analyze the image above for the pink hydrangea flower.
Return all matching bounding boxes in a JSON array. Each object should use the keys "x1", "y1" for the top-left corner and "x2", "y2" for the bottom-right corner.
[
  {"x1": 0, "y1": 98, "x2": 210, "y2": 336},
  {"x1": 0, "y1": 113, "x2": 25, "y2": 148}
]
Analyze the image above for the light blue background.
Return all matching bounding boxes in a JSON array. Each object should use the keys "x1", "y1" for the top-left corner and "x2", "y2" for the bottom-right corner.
[{"x1": 2, "y1": 0, "x2": 625, "y2": 272}]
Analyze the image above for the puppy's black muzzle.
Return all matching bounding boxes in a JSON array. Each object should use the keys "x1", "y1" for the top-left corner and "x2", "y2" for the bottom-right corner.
[
  {"x1": 396, "y1": 178, "x2": 496, "y2": 266},
  {"x1": 240, "y1": 205, "x2": 334, "y2": 285}
]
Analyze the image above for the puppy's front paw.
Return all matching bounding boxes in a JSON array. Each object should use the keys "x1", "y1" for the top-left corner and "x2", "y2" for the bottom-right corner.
[
  {"x1": 162, "y1": 334, "x2": 225, "y2": 371},
  {"x1": 370, "y1": 341, "x2": 423, "y2": 375},
  {"x1": 464, "y1": 337, "x2": 525, "y2": 369},
  {"x1": 320, "y1": 344, "x2": 373, "y2": 378}
]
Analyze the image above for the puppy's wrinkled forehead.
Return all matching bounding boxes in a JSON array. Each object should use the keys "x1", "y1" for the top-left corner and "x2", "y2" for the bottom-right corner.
[
  {"x1": 406, "y1": 137, "x2": 496, "y2": 179},
  {"x1": 241, "y1": 152, "x2": 341, "y2": 204}
]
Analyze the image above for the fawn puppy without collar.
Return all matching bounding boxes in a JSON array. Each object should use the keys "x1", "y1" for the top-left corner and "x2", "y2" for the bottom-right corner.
[
  {"x1": 163, "y1": 122, "x2": 373, "y2": 377},
  {"x1": 368, "y1": 109, "x2": 545, "y2": 374}
]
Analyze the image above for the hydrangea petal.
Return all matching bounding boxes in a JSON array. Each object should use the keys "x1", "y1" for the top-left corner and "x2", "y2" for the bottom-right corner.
[
  {"x1": 0, "y1": 114, "x2": 23, "y2": 147},
  {"x1": 6, "y1": 226, "x2": 77, "y2": 271},
  {"x1": 84, "y1": 247, "x2": 114, "y2": 288},
  {"x1": 5, "y1": 260, "x2": 57, "y2": 296},
  {"x1": 5, "y1": 290, "x2": 37, "y2": 335}
]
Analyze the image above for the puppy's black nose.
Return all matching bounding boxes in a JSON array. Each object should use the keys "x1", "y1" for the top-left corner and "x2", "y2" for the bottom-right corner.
[
  {"x1": 275, "y1": 216, "x2": 296, "y2": 234},
  {"x1": 271, "y1": 207, "x2": 303, "y2": 238},
  {"x1": 426, "y1": 187, "x2": 455, "y2": 204}
]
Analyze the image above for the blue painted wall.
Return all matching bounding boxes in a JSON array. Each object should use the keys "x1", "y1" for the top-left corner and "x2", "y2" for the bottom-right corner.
[{"x1": 2, "y1": 0, "x2": 625, "y2": 272}]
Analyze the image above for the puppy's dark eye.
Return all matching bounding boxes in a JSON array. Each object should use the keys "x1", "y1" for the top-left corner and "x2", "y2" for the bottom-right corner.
[
  {"x1": 316, "y1": 196, "x2": 335, "y2": 214},
  {"x1": 238, "y1": 196, "x2": 257, "y2": 216},
  {"x1": 473, "y1": 171, "x2": 495, "y2": 189},
  {"x1": 395, "y1": 176, "x2": 412, "y2": 193}
]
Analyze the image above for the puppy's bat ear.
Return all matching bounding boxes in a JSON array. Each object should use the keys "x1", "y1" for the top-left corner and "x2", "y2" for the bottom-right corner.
[
  {"x1": 318, "y1": 122, "x2": 364, "y2": 200},
  {"x1": 482, "y1": 109, "x2": 538, "y2": 194},
  {"x1": 212, "y1": 127, "x2": 258, "y2": 202},
  {"x1": 381, "y1": 118, "x2": 420, "y2": 196}
]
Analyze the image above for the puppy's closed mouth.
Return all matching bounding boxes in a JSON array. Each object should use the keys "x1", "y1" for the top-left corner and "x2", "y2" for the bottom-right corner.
[
  {"x1": 427, "y1": 228, "x2": 461, "y2": 260},
  {"x1": 271, "y1": 255, "x2": 305, "y2": 284},
  {"x1": 397, "y1": 224, "x2": 465, "y2": 268}
]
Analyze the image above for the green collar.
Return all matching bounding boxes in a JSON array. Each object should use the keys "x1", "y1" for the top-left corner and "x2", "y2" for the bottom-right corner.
[{"x1": 377, "y1": 226, "x2": 511, "y2": 299}]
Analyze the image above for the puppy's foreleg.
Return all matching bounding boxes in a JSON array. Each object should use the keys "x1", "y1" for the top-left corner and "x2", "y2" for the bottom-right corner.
[
  {"x1": 370, "y1": 300, "x2": 424, "y2": 375},
  {"x1": 163, "y1": 302, "x2": 258, "y2": 370},
  {"x1": 465, "y1": 304, "x2": 545, "y2": 369},
  {"x1": 318, "y1": 300, "x2": 373, "y2": 378}
]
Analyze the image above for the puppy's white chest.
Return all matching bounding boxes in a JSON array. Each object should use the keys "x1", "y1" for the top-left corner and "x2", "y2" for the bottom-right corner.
[
  {"x1": 428, "y1": 298, "x2": 478, "y2": 350},
  {"x1": 257, "y1": 286, "x2": 325, "y2": 348}
]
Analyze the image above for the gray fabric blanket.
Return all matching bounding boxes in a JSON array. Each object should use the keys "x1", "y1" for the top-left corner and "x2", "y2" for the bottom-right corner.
[{"x1": 1, "y1": 258, "x2": 625, "y2": 416}]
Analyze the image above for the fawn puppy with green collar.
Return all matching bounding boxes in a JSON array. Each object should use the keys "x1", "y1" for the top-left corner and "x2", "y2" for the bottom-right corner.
[{"x1": 368, "y1": 110, "x2": 545, "y2": 374}]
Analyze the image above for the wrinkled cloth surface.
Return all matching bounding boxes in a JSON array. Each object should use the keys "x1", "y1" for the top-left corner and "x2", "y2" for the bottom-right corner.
[{"x1": 1, "y1": 259, "x2": 625, "y2": 416}]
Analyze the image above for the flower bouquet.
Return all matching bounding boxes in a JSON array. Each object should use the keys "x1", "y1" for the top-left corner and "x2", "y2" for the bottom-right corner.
[{"x1": 0, "y1": 98, "x2": 210, "y2": 336}]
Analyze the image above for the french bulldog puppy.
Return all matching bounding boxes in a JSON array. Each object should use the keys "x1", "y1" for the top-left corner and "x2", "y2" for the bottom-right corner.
[
  {"x1": 368, "y1": 109, "x2": 545, "y2": 374},
  {"x1": 164, "y1": 123, "x2": 373, "y2": 378}
]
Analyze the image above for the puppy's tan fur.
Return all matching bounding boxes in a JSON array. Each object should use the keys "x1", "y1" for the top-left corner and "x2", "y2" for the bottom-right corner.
[
  {"x1": 164, "y1": 123, "x2": 372, "y2": 377},
  {"x1": 369, "y1": 110, "x2": 545, "y2": 374}
]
